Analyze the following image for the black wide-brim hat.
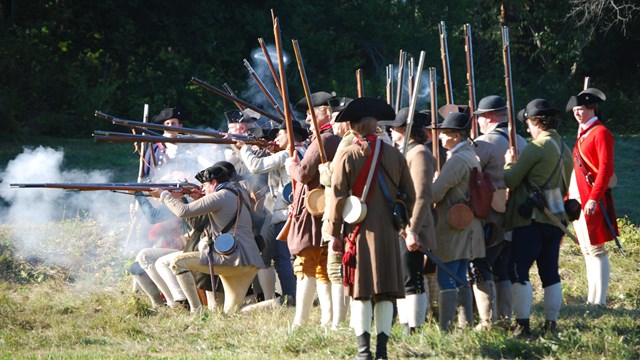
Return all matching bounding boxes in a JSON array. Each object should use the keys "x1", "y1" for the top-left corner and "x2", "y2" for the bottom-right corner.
[
  {"x1": 151, "y1": 107, "x2": 188, "y2": 124},
  {"x1": 517, "y1": 98, "x2": 561, "y2": 122},
  {"x1": 565, "y1": 87, "x2": 606, "y2": 112},
  {"x1": 474, "y1": 95, "x2": 507, "y2": 115},
  {"x1": 195, "y1": 161, "x2": 236, "y2": 184},
  {"x1": 267, "y1": 120, "x2": 309, "y2": 141},
  {"x1": 294, "y1": 91, "x2": 336, "y2": 113},
  {"x1": 334, "y1": 97, "x2": 395, "y2": 123},
  {"x1": 432, "y1": 111, "x2": 472, "y2": 131},
  {"x1": 224, "y1": 109, "x2": 259, "y2": 124},
  {"x1": 378, "y1": 107, "x2": 429, "y2": 128}
]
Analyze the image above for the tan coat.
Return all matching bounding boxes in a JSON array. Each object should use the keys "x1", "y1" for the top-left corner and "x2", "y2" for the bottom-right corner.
[
  {"x1": 326, "y1": 140, "x2": 415, "y2": 300},
  {"x1": 405, "y1": 141, "x2": 437, "y2": 251},
  {"x1": 432, "y1": 142, "x2": 485, "y2": 263},
  {"x1": 287, "y1": 130, "x2": 340, "y2": 255},
  {"x1": 474, "y1": 124, "x2": 528, "y2": 246}
]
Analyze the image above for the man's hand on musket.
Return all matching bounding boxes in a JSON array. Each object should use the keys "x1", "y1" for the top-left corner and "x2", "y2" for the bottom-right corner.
[
  {"x1": 234, "y1": 140, "x2": 246, "y2": 150},
  {"x1": 504, "y1": 148, "x2": 516, "y2": 165},
  {"x1": 147, "y1": 189, "x2": 164, "y2": 198}
]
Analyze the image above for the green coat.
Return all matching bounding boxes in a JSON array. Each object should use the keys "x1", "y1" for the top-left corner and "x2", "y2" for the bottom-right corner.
[{"x1": 503, "y1": 130, "x2": 573, "y2": 230}]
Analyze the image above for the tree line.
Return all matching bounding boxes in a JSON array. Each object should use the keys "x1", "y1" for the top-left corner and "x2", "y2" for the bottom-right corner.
[{"x1": 1, "y1": 0, "x2": 638, "y2": 137}]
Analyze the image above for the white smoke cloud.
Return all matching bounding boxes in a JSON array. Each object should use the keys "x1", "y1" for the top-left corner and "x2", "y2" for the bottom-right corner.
[{"x1": 0, "y1": 146, "x2": 129, "y2": 264}]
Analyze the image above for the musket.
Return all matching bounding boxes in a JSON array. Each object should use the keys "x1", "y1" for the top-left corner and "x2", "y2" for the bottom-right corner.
[
  {"x1": 137, "y1": 104, "x2": 150, "y2": 180},
  {"x1": 257, "y1": 37, "x2": 283, "y2": 96},
  {"x1": 501, "y1": 26, "x2": 518, "y2": 160},
  {"x1": 127, "y1": 104, "x2": 150, "y2": 250},
  {"x1": 386, "y1": 64, "x2": 394, "y2": 105},
  {"x1": 464, "y1": 24, "x2": 478, "y2": 139},
  {"x1": 292, "y1": 39, "x2": 327, "y2": 164},
  {"x1": 190, "y1": 77, "x2": 284, "y2": 124},
  {"x1": 439, "y1": 21, "x2": 455, "y2": 105},
  {"x1": 583, "y1": 76, "x2": 591, "y2": 90},
  {"x1": 273, "y1": 16, "x2": 295, "y2": 155},
  {"x1": 430, "y1": 67, "x2": 441, "y2": 174},
  {"x1": 243, "y1": 58, "x2": 286, "y2": 119},
  {"x1": 356, "y1": 69, "x2": 364, "y2": 98},
  {"x1": 401, "y1": 51, "x2": 425, "y2": 156},
  {"x1": 395, "y1": 50, "x2": 406, "y2": 112},
  {"x1": 407, "y1": 56, "x2": 415, "y2": 100},
  {"x1": 93, "y1": 131, "x2": 271, "y2": 148},
  {"x1": 95, "y1": 111, "x2": 225, "y2": 138},
  {"x1": 10, "y1": 182, "x2": 201, "y2": 195},
  {"x1": 222, "y1": 83, "x2": 245, "y2": 111}
]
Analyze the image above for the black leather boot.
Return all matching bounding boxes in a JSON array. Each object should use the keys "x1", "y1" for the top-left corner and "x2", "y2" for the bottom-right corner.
[
  {"x1": 375, "y1": 332, "x2": 388, "y2": 359},
  {"x1": 542, "y1": 320, "x2": 558, "y2": 336},
  {"x1": 512, "y1": 318, "x2": 533, "y2": 338},
  {"x1": 355, "y1": 332, "x2": 372, "y2": 360}
]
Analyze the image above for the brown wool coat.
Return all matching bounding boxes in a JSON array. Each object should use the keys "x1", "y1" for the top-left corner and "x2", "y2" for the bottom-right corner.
[
  {"x1": 405, "y1": 141, "x2": 437, "y2": 251},
  {"x1": 287, "y1": 130, "x2": 340, "y2": 255},
  {"x1": 432, "y1": 142, "x2": 485, "y2": 263},
  {"x1": 326, "y1": 140, "x2": 415, "y2": 300}
]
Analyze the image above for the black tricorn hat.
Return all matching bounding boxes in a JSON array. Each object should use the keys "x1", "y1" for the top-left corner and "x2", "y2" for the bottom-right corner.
[
  {"x1": 294, "y1": 91, "x2": 336, "y2": 112},
  {"x1": 474, "y1": 95, "x2": 507, "y2": 115},
  {"x1": 267, "y1": 120, "x2": 309, "y2": 141},
  {"x1": 438, "y1": 104, "x2": 471, "y2": 119},
  {"x1": 327, "y1": 96, "x2": 353, "y2": 113},
  {"x1": 195, "y1": 161, "x2": 236, "y2": 184},
  {"x1": 334, "y1": 97, "x2": 395, "y2": 123},
  {"x1": 565, "y1": 87, "x2": 606, "y2": 112},
  {"x1": 517, "y1": 98, "x2": 561, "y2": 122},
  {"x1": 378, "y1": 107, "x2": 429, "y2": 128},
  {"x1": 434, "y1": 111, "x2": 472, "y2": 131},
  {"x1": 224, "y1": 109, "x2": 258, "y2": 124},
  {"x1": 151, "y1": 107, "x2": 188, "y2": 124}
]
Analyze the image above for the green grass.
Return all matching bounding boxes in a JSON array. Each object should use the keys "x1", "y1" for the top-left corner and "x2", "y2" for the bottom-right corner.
[
  {"x1": 0, "y1": 219, "x2": 639, "y2": 358},
  {"x1": 1, "y1": 136, "x2": 639, "y2": 358}
]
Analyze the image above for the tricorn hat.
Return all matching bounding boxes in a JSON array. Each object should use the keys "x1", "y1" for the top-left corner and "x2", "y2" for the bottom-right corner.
[
  {"x1": 434, "y1": 111, "x2": 472, "y2": 131},
  {"x1": 294, "y1": 91, "x2": 336, "y2": 112},
  {"x1": 517, "y1": 98, "x2": 560, "y2": 122},
  {"x1": 224, "y1": 109, "x2": 259, "y2": 124},
  {"x1": 327, "y1": 96, "x2": 353, "y2": 113},
  {"x1": 378, "y1": 107, "x2": 429, "y2": 128},
  {"x1": 267, "y1": 120, "x2": 309, "y2": 141},
  {"x1": 438, "y1": 104, "x2": 471, "y2": 119},
  {"x1": 151, "y1": 107, "x2": 188, "y2": 124},
  {"x1": 334, "y1": 97, "x2": 395, "y2": 124},
  {"x1": 195, "y1": 161, "x2": 236, "y2": 184},
  {"x1": 565, "y1": 87, "x2": 606, "y2": 112},
  {"x1": 474, "y1": 95, "x2": 507, "y2": 115}
]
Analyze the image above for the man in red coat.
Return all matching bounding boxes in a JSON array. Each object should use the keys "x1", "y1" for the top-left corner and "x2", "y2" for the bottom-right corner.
[{"x1": 566, "y1": 87, "x2": 618, "y2": 306}]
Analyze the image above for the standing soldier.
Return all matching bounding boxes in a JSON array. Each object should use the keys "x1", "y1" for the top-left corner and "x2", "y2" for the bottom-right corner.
[
  {"x1": 566, "y1": 88, "x2": 618, "y2": 307},
  {"x1": 326, "y1": 97, "x2": 415, "y2": 359},
  {"x1": 143, "y1": 107, "x2": 187, "y2": 179},
  {"x1": 504, "y1": 99, "x2": 573, "y2": 336},
  {"x1": 287, "y1": 91, "x2": 341, "y2": 328},
  {"x1": 379, "y1": 108, "x2": 437, "y2": 334},
  {"x1": 471, "y1": 95, "x2": 527, "y2": 329}
]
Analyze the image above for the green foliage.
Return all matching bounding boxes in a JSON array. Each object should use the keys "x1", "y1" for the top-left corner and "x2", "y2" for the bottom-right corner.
[{"x1": 1, "y1": 1, "x2": 638, "y2": 137}]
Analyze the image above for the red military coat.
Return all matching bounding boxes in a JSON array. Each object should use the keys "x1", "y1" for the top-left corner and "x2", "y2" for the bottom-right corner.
[{"x1": 572, "y1": 120, "x2": 618, "y2": 245}]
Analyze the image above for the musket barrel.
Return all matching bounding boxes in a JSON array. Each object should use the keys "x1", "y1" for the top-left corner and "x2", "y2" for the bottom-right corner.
[
  {"x1": 222, "y1": 83, "x2": 245, "y2": 111},
  {"x1": 395, "y1": 50, "x2": 406, "y2": 112},
  {"x1": 243, "y1": 58, "x2": 286, "y2": 119},
  {"x1": 429, "y1": 67, "x2": 440, "y2": 174},
  {"x1": 439, "y1": 21, "x2": 454, "y2": 105},
  {"x1": 501, "y1": 26, "x2": 518, "y2": 160},
  {"x1": 401, "y1": 51, "x2": 426, "y2": 156},
  {"x1": 464, "y1": 24, "x2": 478, "y2": 139},
  {"x1": 190, "y1": 77, "x2": 284, "y2": 124},
  {"x1": 95, "y1": 111, "x2": 224, "y2": 138}
]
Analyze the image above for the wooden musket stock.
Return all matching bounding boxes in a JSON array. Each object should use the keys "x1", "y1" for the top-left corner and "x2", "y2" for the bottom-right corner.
[
  {"x1": 464, "y1": 24, "x2": 478, "y2": 139},
  {"x1": 439, "y1": 21, "x2": 454, "y2": 105},
  {"x1": 501, "y1": 26, "x2": 518, "y2": 160}
]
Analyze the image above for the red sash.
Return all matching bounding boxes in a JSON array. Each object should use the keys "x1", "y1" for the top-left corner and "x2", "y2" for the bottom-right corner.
[{"x1": 342, "y1": 135, "x2": 382, "y2": 287}]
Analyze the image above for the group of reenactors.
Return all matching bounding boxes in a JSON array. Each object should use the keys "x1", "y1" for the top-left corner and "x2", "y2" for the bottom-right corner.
[{"x1": 128, "y1": 84, "x2": 618, "y2": 359}]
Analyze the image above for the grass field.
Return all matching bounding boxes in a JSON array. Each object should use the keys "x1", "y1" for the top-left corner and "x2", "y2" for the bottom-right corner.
[{"x1": 1, "y1": 135, "x2": 639, "y2": 359}]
